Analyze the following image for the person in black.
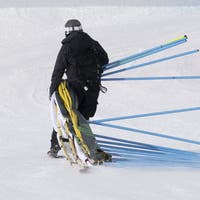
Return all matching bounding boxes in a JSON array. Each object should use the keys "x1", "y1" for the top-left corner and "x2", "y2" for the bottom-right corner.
[{"x1": 48, "y1": 19, "x2": 109, "y2": 158}]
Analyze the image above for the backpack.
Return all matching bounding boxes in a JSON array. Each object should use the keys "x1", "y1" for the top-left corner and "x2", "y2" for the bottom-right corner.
[{"x1": 67, "y1": 32, "x2": 101, "y2": 82}]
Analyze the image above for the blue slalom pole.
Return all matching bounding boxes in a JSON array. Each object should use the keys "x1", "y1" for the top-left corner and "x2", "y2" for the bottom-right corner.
[
  {"x1": 100, "y1": 145, "x2": 200, "y2": 163},
  {"x1": 94, "y1": 122, "x2": 200, "y2": 145},
  {"x1": 102, "y1": 76, "x2": 200, "y2": 81},
  {"x1": 105, "y1": 149, "x2": 200, "y2": 165},
  {"x1": 104, "y1": 36, "x2": 187, "y2": 71},
  {"x1": 102, "y1": 49, "x2": 199, "y2": 77},
  {"x1": 97, "y1": 139, "x2": 159, "y2": 151},
  {"x1": 95, "y1": 134, "x2": 157, "y2": 149},
  {"x1": 95, "y1": 134, "x2": 200, "y2": 157},
  {"x1": 100, "y1": 144, "x2": 164, "y2": 156},
  {"x1": 90, "y1": 107, "x2": 200, "y2": 123},
  {"x1": 97, "y1": 139, "x2": 199, "y2": 157}
]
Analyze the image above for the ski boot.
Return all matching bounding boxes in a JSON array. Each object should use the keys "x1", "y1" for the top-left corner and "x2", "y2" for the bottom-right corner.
[
  {"x1": 94, "y1": 148, "x2": 112, "y2": 164},
  {"x1": 47, "y1": 144, "x2": 61, "y2": 158}
]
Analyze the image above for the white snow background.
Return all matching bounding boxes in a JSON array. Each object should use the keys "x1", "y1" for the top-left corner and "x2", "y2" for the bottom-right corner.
[{"x1": 0, "y1": 0, "x2": 200, "y2": 199}]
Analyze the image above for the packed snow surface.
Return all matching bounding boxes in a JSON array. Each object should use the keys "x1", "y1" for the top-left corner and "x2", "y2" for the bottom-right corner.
[{"x1": 0, "y1": 1, "x2": 200, "y2": 199}]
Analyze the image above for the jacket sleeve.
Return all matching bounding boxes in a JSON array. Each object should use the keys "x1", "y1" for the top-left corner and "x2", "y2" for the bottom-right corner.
[
  {"x1": 49, "y1": 45, "x2": 68, "y2": 97},
  {"x1": 94, "y1": 41, "x2": 109, "y2": 69}
]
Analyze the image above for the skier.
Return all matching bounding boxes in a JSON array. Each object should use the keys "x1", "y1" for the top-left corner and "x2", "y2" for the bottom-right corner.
[{"x1": 48, "y1": 19, "x2": 111, "y2": 163}]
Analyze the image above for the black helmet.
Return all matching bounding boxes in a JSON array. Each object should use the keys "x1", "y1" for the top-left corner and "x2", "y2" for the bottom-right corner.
[{"x1": 65, "y1": 19, "x2": 83, "y2": 36}]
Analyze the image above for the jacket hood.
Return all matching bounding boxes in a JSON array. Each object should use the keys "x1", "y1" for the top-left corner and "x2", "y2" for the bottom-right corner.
[{"x1": 61, "y1": 31, "x2": 90, "y2": 45}]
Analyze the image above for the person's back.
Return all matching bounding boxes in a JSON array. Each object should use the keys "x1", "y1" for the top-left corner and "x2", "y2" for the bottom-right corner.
[{"x1": 61, "y1": 31, "x2": 103, "y2": 83}]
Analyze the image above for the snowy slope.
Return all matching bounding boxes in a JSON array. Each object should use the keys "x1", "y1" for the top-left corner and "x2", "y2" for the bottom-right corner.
[
  {"x1": 1, "y1": 0, "x2": 200, "y2": 7},
  {"x1": 0, "y1": 2, "x2": 200, "y2": 200}
]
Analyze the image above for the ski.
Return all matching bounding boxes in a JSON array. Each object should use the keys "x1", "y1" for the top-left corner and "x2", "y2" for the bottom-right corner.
[
  {"x1": 50, "y1": 88, "x2": 95, "y2": 169},
  {"x1": 54, "y1": 96, "x2": 93, "y2": 170},
  {"x1": 50, "y1": 80, "x2": 112, "y2": 169}
]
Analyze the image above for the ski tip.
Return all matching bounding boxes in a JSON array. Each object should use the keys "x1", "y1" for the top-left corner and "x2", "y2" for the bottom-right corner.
[{"x1": 184, "y1": 35, "x2": 188, "y2": 39}]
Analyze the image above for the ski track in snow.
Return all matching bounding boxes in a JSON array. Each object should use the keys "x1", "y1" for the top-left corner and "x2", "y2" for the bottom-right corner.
[{"x1": 0, "y1": 3, "x2": 200, "y2": 200}]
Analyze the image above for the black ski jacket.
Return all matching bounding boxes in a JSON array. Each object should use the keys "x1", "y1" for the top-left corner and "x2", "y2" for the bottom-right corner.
[{"x1": 50, "y1": 31, "x2": 109, "y2": 97}]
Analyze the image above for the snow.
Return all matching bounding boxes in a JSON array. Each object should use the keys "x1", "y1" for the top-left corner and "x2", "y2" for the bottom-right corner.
[
  {"x1": 0, "y1": 1, "x2": 200, "y2": 199},
  {"x1": 1, "y1": 0, "x2": 200, "y2": 7}
]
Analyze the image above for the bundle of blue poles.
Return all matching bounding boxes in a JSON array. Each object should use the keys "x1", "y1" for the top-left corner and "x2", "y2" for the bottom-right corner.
[
  {"x1": 89, "y1": 35, "x2": 200, "y2": 157},
  {"x1": 101, "y1": 35, "x2": 199, "y2": 80}
]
